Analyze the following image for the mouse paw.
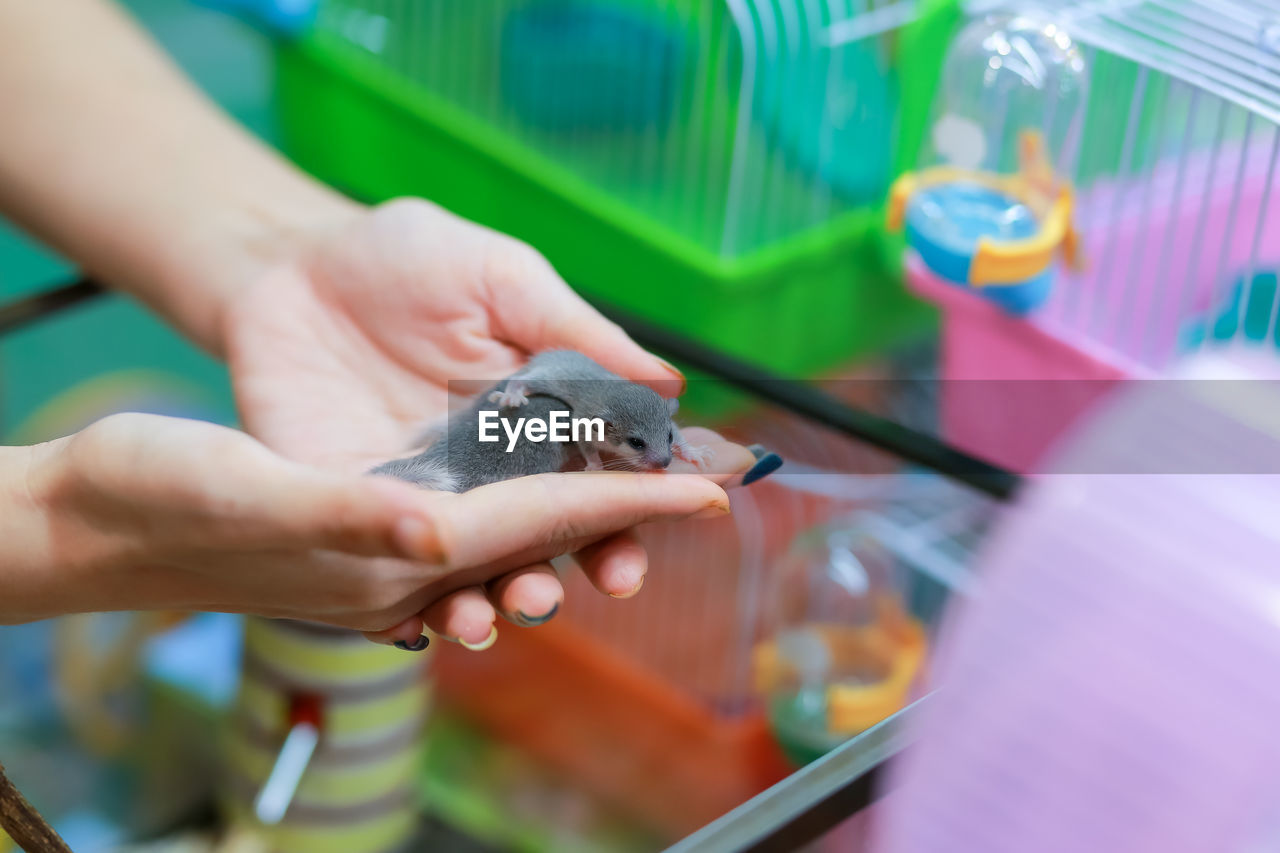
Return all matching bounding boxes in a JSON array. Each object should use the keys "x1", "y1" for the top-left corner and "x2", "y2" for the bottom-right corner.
[
  {"x1": 581, "y1": 446, "x2": 606, "y2": 471},
  {"x1": 487, "y1": 386, "x2": 529, "y2": 409},
  {"x1": 675, "y1": 443, "x2": 714, "y2": 470}
]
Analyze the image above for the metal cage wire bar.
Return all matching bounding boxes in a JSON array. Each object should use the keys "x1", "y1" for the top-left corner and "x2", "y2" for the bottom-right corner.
[
  {"x1": 969, "y1": 0, "x2": 1280, "y2": 372},
  {"x1": 309, "y1": 0, "x2": 919, "y2": 258},
  {"x1": 2, "y1": 277, "x2": 1014, "y2": 720}
]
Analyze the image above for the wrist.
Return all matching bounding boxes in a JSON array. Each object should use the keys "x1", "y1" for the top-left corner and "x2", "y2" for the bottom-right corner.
[
  {"x1": 0, "y1": 440, "x2": 94, "y2": 622},
  {"x1": 149, "y1": 173, "x2": 365, "y2": 358},
  {"x1": 0, "y1": 430, "x2": 180, "y2": 621}
]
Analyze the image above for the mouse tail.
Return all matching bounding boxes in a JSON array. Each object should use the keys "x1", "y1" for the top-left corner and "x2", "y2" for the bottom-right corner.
[{"x1": 368, "y1": 452, "x2": 461, "y2": 493}]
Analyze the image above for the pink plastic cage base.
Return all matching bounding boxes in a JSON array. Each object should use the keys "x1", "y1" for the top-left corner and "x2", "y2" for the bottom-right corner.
[{"x1": 910, "y1": 139, "x2": 1280, "y2": 473}]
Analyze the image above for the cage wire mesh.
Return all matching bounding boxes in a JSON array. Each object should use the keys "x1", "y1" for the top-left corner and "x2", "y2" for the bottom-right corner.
[
  {"x1": 310, "y1": 0, "x2": 915, "y2": 258},
  {"x1": 957, "y1": 0, "x2": 1280, "y2": 373},
  {"x1": 558, "y1": 363, "x2": 990, "y2": 717}
]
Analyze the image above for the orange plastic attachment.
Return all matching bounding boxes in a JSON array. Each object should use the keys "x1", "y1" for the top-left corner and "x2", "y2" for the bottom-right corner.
[
  {"x1": 886, "y1": 173, "x2": 917, "y2": 232},
  {"x1": 752, "y1": 596, "x2": 928, "y2": 736},
  {"x1": 1062, "y1": 218, "x2": 1084, "y2": 273},
  {"x1": 827, "y1": 609, "x2": 926, "y2": 734},
  {"x1": 970, "y1": 187, "x2": 1075, "y2": 287},
  {"x1": 967, "y1": 129, "x2": 1081, "y2": 286},
  {"x1": 1017, "y1": 129, "x2": 1057, "y2": 200},
  {"x1": 887, "y1": 166, "x2": 993, "y2": 232},
  {"x1": 888, "y1": 131, "x2": 1080, "y2": 289}
]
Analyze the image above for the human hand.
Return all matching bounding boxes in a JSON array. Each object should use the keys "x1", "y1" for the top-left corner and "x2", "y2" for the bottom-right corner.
[
  {"x1": 223, "y1": 197, "x2": 685, "y2": 471},
  {"x1": 219, "y1": 198, "x2": 761, "y2": 645},
  {"x1": 0, "y1": 0, "x2": 769, "y2": 645},
  {"x1": 2, "y1": 414, "x2": 747, "y2": 647}
]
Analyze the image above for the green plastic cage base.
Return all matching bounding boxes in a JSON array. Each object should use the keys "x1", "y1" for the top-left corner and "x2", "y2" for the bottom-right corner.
[
  {"x1": 269, "y1": 0, "x2": 970, "y2": 412},
  {"x1": 418, "y1": 708, "x2": 661, "y2": 853},
  {"x1": 273, "y1": 32, "x2": 937, "y2": 387}
]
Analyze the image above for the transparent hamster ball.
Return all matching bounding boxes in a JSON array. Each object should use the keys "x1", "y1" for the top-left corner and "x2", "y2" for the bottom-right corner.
[{"x1": 929, "y1": 12, "x2": 1088, "y2": 174}]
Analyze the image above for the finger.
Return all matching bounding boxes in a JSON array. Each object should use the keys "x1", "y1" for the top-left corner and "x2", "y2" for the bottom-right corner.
[
  {"x1": 422, "y1": 586, "x2": 498, "y2": 649},
  {"x1": 488, "y1": 248, "x2": 685, "y2": 395},
  {"x1": 251, "y1": 468, "x2": 447, "y2": 558},
  {"x1": 573, "y1": 530, "x2": 648, "y2": 599},
  {"x1": 545, "y1": 303, "x2": 685, "y2": 397},
  {"x1": 737, "y1": 444, "x2": 785, "y2": 487},
  {"x1": 396, "y1": 472, "x2": 730, "y2": 570},
  {"x1": 362, "y1": 617, "x2": 429, "y2": 650},
  {"x1": 90, "y1": 415, "x2": 445, "y2": 559},
  {"x1": 669, "y1": 427, "x2": 759, "y2": 483},
  {"x1": 486, "y1": 563, "x2": 564, "y2": 627}
]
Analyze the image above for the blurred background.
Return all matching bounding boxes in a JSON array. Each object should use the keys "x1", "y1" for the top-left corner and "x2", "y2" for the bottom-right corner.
[{"x1": 4, "y1": 1, "x2": 1280, "y2": 851}]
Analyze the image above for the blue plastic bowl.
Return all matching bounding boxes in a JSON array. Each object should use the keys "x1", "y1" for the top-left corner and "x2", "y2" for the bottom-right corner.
[
  {"x1": 195, "y1": 0, "x2": 316, "y2": 35},
  {"x1": 905, "y1": 181, "x2": 1054, "y2": 315}
]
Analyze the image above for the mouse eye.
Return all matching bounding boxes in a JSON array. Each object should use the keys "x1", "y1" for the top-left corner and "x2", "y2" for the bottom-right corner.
[
  {"x1": 668, "y1": 429, "x2": 673, "y2": 444},
  {"x1": 627, "y1": 437, "x2": 647, "y2": 451}
]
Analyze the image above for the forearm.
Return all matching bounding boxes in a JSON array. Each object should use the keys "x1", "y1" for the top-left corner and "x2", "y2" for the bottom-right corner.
[
  {"x1": 0, "y1": 441, "x2": 85, "y2": 623},
  {"x1": 0, "y1": 432, "x2": 177, "y2": 623},
  {"x1": 0, "y1": 0, "x2": 360, "y2": 356}
]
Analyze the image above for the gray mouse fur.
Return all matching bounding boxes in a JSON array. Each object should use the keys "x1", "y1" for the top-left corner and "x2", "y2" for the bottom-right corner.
[
  {"x1": 371, "y1": 394, "x2": 574, "y2": 492},
  {"x1": 370, "y1": 350, "x2": 709, "y2": 492}
]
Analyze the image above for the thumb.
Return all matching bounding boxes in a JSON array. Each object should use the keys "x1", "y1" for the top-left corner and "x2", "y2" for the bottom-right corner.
[
  {"x1": 61, "y1": 413, "x2": 441, "y2": 561},
  {"x1": 394, "y1": 471, "x2": 729, "y2": 570},
  {"x1": 489, "y1": 249, "x2": 685, "y2": 395},
  {"x1": 247, "y1": 469, "x2": 448, "y2": 558}
]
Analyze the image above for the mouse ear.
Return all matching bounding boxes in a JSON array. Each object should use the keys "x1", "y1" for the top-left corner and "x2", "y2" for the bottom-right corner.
[{"x1": 667, "y1": 398, "x2": 679, "y2": 416}]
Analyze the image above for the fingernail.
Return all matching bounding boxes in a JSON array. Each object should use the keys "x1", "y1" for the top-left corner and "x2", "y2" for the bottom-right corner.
[
  {"x1": 514, "y1": 601, "x2": 560, "y2": 627},
  {"x1": 742, "y1": 452, "x2": 783, "y2": 486},
  {"x1": 459, "y1": 625, "x2": 498, "y2": 652},
  {"x1": 609, "y1": 573, "x2": 645, "y2": 599},
  {"x1": 655, "y1": 357, "x2": 687, "y2": 393},
  {"x1": 393, "y1": 635, "x2": 430, "y2": 652},
  {"x1": 747, "y1": 444, "x2": 769, "y2": 460},
  {"x1": 686, "y1": 501, "x2": 732, "y2": 520},
  {"x1": 393, "y1": 517, "x2": 445, "y2": 563}
]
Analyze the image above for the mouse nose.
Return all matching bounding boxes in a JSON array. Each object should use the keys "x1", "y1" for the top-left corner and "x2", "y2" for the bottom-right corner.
[{"x1": 646, "y1": 450, "x2": 672, "y2": 469}]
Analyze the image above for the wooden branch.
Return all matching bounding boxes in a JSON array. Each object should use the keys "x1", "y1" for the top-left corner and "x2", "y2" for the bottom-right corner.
[{"x1": 0, "y1": 760, "x2": 73, "y2": 853}]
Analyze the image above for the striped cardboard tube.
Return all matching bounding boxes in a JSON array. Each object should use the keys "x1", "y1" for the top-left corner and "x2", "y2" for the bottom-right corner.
[{"x1": 222, "y1": 618, "x2": 431, "y2": 853}]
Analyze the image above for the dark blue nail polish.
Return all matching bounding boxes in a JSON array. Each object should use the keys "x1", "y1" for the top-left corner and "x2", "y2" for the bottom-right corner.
[
  {"x1": 515, "y1": 601, "x2": 560, "y2": 627},
  {"x1": 742, "y1": 452, "x2": 783, "y2": 486},
  {"x1": 394, "y1": 635, "x2": 430, "y2": 652}
]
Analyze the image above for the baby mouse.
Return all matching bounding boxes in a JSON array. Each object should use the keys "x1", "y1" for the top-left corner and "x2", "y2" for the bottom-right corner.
[
  {"x1": 487, "y1": 349, "x2": 710, "y2": 472},
  {"x1": 370, "y1": 350, "x2": 710, "y2": 492},
  {"x1": 371, "y1": 394, "x2": 574, "y2": 492}
]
